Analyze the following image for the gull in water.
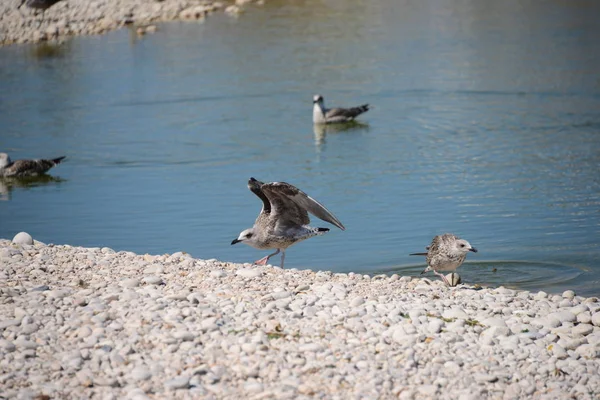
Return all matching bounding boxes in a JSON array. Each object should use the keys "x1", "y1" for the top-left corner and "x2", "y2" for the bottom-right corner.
[
  {"x1": 0, "y1": 152, "x2": 66, "y2": 177},
  {"x1": 410, "y1": 233, "x2": 478, "y2": 286},
  {"x1": 313, "y1": 94, "x2": 369, "y2": 124},
  {"x1": 231, "y1": 177, "x2": 345, "y2": 268}
]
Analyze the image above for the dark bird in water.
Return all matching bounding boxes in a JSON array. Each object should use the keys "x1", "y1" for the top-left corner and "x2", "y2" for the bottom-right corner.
[
  {"x1": 0, "y1": 152, "x2": 66, "y2": 178},
  {"x1": 312, "y1": 94, "x2": 370, "y2": 124},
  {"x1": 410, "y1": 233, "x2": 478, "y2": 286},
  {"x1": 231, "y1": 177, "x2": 345, "y2": 268}
]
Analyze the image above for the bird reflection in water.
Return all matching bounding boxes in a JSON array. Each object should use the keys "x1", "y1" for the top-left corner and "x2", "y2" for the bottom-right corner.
[
  {"x1": 0, "y1": 175, "x2": 66, "y2": 201},
  {"x1": 31, "y1": 41, "x2": 71, "y2": 59},
  {"x1": 313, "y1": 122, "x2": 370, "y2": 152}
]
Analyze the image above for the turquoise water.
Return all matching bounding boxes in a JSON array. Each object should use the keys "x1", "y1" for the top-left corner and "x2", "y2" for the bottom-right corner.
[{"x1": 1, "y1": 0, "x2": 599, "y2": 295}]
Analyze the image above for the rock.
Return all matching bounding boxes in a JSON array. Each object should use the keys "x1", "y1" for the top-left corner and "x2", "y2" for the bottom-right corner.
[
  {"x1": 236, "y1": 269, "x2": 261, "y2": 279},
  {"x1": 572, "y1": 324, "x2": 594, "y2": 338},
  {"x1": 299, "y1": 343, "x2": 323, "y2": 352},
  {"x1": 474, "y1": 373, "x2": 498, "y2": 383},
  {"x1": 575, "y1": 344, "x2": 600, "y2": 358},
  {"x1": 142, "y1": 275, "x2": 163, "y2": 285},
  {"x1": 551, "y1": 344, "x2": 568, "y2": 359},
  {"x1": 14, "y1": 338, "x2": 38, "y2": 350},
  {"x1": 570, "y1": 305, "x2": 589, "y2": 316},
  {"x1": 270, "y1": 291, "x2": 291, "y2": 300},
  {"x1": 165, "y1": 376, "x2": 190, "y2": 390},
  {"x1": 592, "y1": 312, "x2": 600, "y2": 327},
  {"x1": 210, "y1": 270, "x2": 226, "y2": 278},
  {"x1": 94, "y1": 376, "x2": 119, "y2": 387},
  {"x1": 482, "y1": 317, "x2": 507, "y2": 328},
  {"x1": 481, "y1": 326, "x2": 511, "y2": 339},
  {"x1": 0, "y1": 339, "x2": 16, "y2": 352},
  {"x1": 562, "y1": 290, "x2": 576, "y2": 299},
  {"x1": 127, "y1": 389, "x2": 151, "y2": 400},
  {"x1": 0, "y1": 238, "x2": 598, "y2": 399},
  {"x1": 0, "y1": 319, "x2": 21, "y2": 329},
  {"x1": 447, "y1": 272, "x2": 461, "y2": 286},
  {"x1": 350, "y1": 296, "x2": 365, "y2": 307},
  {"x1": 12, "y1": 232, "x2": 33, "y2": 245},
  {"x1": 428, "y1": 319, "x2": 444, "y2": 334},
  {"x1": 442, "y1": 307, "x2": 469, "y2": 320},
  {"x1": 577, "y1": 312, "x2": 592, "y2": 324},
  {"x1": 549, "y1": 311, "x2": 576, "y2": 324},
  {"x1": 173, "y1": 331, "x2": 195, "y2": 341},
  {"x1": 418, "y1": 385, "x2": 438, "y2": 396},
  {"x1": 121, "y1": 278, "x2": 140, "y2": 288},
  {"x1": 535, "y1": 291, "x2": 548, "y2": 299},
  {"x1": 131, "y1": 366, "x2": 152, "y2": 382}
]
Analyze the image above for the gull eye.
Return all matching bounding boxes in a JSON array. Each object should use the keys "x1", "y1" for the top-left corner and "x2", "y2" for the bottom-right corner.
[
  {"x1": 460, "y1": 244, "x2": 465, "y2": 247},
  {"x1": 246, "y1": 233, "x2": 253, "y2": 239}
]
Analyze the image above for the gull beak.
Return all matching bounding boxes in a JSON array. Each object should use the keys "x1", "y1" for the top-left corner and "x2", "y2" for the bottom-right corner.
[
  {"x1": 231, "y1": 239, "x2": 241, "y2": 245},
  {"x1": 469, "y1": 247, "x2": 478, "y2": 253}
]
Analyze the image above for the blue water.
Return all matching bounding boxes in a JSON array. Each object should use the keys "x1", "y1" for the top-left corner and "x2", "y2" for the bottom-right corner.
[{"x1": 1, "y1": 0, "x2": 600, "y2": 295}]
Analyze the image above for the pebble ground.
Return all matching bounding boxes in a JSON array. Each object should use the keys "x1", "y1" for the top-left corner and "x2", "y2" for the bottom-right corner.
[
  {"x1": 1, "y1": 0, "x2": 259, "y2": 46},
  {"x1": 1, "y1": 236, "x2": 599, "y2": 399}
]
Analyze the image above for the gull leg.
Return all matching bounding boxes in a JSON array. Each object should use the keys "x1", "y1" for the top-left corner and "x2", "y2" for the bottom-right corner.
[
  {"x1": 254, "y1": 249, "x2": 280, "y2": 266},
  {"x1": 280, "y1": 250, "x2": 286, "y2": 269},
  {"x1": 433, "y1": 270, "x2": 451, "y2": 286}
]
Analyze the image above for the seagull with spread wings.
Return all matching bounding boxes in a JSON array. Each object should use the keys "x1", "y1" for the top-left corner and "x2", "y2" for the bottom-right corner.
[{"x1": 232, "y1": 177, "x2": 345, "y2": 268}]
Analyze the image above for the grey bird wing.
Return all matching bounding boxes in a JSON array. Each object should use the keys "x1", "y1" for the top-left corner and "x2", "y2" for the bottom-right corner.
[
  {"x1": 4, "y1": 158, "x2": 60, "y2": 177},
  {"x1": 325, "y1": 104, "x2": 369, "y2": 122},
  {"x1": 425, "y1": 235, "x2": 444, "y2": 265},
  {"x1": 248, "y1": 177, "x2": 271, "y2": 214},
  {"x1": 261, "y1": 182, "x2": 345, "y2": 231}
]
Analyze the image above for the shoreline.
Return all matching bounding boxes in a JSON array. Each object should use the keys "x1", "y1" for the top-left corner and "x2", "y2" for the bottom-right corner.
[
  {"x1": 1, "y1": 0, "x2": 258, "y2": 46},
  {"x1": 1, "y1": 237, "x2": 599, "y2": 398}
]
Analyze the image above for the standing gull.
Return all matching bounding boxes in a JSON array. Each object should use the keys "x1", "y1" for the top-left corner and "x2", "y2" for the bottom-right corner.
[
  {"x1": 0, "y1": 152, "x2": 66, "y2": 177},
  {"x1": 313, "y1": 94, "x2": 369, "y2": 124},
  {"x1": 231, "y1": 177, "x2": 345, "y2": 268},
  {"x1": 410, "y1": 233, "x2": 478, "y2": 286}
]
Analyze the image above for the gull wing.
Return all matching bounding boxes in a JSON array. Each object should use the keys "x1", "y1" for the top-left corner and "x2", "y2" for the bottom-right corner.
[
  {"x1": 325, "y1": 104, "x2": 369, "y2": 122},
  {"x1": 247, "y1": 177, "x2": 271, "y2": 214},
  {"x1": 261, "y1": 182, "x2": 345, "y2": 230},
  {"x1": 5, "y1": 159, "x2": 53, "y2": 177}
]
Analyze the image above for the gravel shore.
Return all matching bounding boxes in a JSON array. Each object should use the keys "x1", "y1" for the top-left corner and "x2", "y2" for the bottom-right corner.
[
  {"x1": 1, "y1": 0, "x2": 256, "y2": 46},
  {"x1": 1, "y1": 235, "x2": 600, "y2": 399}
]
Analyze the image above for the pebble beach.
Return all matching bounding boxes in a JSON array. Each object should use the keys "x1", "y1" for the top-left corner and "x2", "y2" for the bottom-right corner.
[
  {"x1": 1, "y1": 234, "x2": 599, "y2": 399},
  {"x1": 1, "y1": 0, "x2": 256, "y2": 46}
]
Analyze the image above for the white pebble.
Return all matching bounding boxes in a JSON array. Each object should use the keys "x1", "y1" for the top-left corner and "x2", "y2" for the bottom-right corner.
[
  {"x1": 236, "y1": 269, "x2": 262, "y2": 278},
  {"x1": 164, "y1": 376, "x2": 190, "y2": 390},
  {"x1": 130, "y1": 366, "x2": 152, "y2": 381},
  {"x1": 591, "y1": 312, "x2": 600, "y2": 327},
  {"x1": 12, "y1": 232, "x2": 33, "y2": 245}
]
